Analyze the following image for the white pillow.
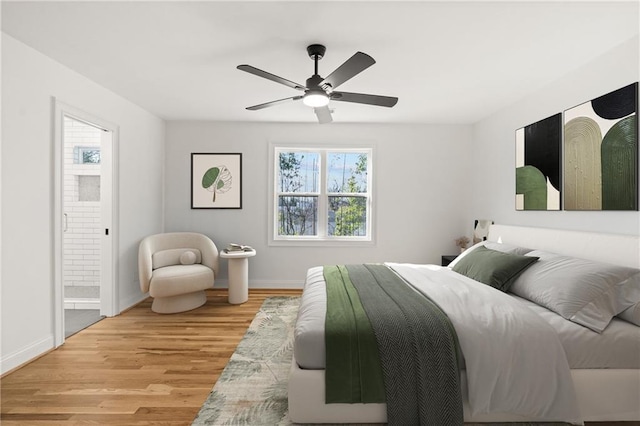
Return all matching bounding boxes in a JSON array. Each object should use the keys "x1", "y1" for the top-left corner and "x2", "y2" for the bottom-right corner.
[
  {"x1": 179, "y1": 250, "x2": 197, "y2": 265},
  {"x1": 447, "y1": 241, "x2": 532, "y2": 269},
  {"x1": 510, "y1": 250, "x2": 640, "y2": 332},
  {"x1": 152, "y1": 248, "x2": 201, "y2": 269}
]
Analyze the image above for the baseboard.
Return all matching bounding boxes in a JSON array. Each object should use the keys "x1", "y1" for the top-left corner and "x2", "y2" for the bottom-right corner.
[
  {"x1": 215, "y1": 279, "x2": 304, "y2": 289},
  {"x1": 64, "y1": 298, "x2": 101, "y2": 310},
  {"x1": 1, "y1": 334, "x2": 54, "y2": 376}
]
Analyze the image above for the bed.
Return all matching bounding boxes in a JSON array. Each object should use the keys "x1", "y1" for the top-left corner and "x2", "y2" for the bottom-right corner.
[{"x1": 288, "y1": 224, "x2": 640, "y2": 424}]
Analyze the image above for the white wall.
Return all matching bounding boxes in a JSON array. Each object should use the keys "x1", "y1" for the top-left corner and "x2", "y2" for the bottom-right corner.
[
  {"x1": 1, "y1": 34, "x2": 165, "y2": 374},
  {"x1": 165, "y1": 121, "x2": 473, "y2": 286},
  {"x1": 470, "y1": 36, "x2": 640, "y2": 236}
]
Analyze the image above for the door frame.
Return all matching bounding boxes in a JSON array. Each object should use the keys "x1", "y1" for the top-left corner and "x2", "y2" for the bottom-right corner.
[{"x1": 53, "y1": 99, "x2": 119, "y2": 347}]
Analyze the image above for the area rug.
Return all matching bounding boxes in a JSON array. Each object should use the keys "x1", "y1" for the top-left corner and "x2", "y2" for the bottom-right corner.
[{"x1": 192, "y1": 296, "x2": 299, "y2": 425}]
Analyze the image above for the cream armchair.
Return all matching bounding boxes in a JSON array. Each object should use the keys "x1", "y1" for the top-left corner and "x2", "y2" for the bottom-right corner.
[{"x1": 138, "y1": 232, "x2": 219, "y2": 313}]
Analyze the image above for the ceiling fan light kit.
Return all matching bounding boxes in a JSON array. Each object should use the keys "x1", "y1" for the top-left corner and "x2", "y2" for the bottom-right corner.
[
  {"x1": 303, "y1": 90, "x2": 329, "y2": 107},
  {"x1": 237, "y1": 44, "x2": 398, "y2": 124}
]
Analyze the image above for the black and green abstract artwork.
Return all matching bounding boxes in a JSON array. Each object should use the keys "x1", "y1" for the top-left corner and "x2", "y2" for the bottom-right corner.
[
  {"x1": 515, "y1": 114, "x2": 562, "y2": 210},
  {"x1": 564, "y1": 83, "x2": 638, "y2": 211}
]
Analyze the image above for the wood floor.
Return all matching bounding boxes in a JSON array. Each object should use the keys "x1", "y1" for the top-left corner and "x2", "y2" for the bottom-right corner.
[
  {"x1": 0, "y1": 288, "x2": 301, "y2": 425},
  {"x1": 1, "y1": 289, "x2": 636, "y2": 426}
]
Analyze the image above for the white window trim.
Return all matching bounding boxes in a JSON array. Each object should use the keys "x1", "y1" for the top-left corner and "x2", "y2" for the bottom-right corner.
[{"x1": 268, "y1": 142, "x2": 376, "y2": 247}]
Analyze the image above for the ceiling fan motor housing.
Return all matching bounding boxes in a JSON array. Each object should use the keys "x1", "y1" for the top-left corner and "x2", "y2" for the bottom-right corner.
[
  {"x1": 306, "y1": 74, "x2": 325, "y2": 90},
  {"x1": 307, "y1": 44, "x2": 326, "y2": 60}
]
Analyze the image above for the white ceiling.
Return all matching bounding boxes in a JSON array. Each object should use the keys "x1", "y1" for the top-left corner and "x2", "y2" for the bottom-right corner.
[{"x1": 2, "y1": 1, "x2": 638, "y2": 124}]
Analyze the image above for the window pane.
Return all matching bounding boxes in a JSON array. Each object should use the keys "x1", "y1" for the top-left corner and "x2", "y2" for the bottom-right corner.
[
  {"x1": 278, "y1": 152, "x2": 319, "y2": 193},
  {"x1": 82, "y1": 149, "x2": 101, "y2": 164},
  {"x1": 278, "y1": 196, "x2": 318, "y2": 236},
  {"x1": 73, "y1": 146, "x2": 101, "y2": 164},
  {"x1": 78, "y1": 175, "x2": 100, "y2": 202},
  {"x1": 328, "y1": 196, "x2": 367, "y2": 236},
  {"x1": 327, "y1": 152, "x2": 367, "y2": 193}
]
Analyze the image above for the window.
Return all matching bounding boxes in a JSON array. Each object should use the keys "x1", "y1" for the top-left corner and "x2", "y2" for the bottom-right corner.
[
  {"x1": 78, "y1": 175, "x2": 100, "y2": 202},
  {"x1": 272, "y1": 145, "x2": 373, "y2": 244},
  {"x1": 74, "y1": 146, "x2": 101, "y2": 164}
]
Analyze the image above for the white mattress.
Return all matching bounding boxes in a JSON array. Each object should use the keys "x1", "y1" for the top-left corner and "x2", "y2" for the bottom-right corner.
[{"x1": 294, "y1": 266, "x2": 640, "y2": 370}]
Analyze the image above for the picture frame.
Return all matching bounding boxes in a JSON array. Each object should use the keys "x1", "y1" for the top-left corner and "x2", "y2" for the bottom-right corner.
[
  {"x1": 191, "y1": 153, "x2": 242, "y2": 209},
  {"x1": 563, "y1": 82, "x2": 638, "y2": 211}
]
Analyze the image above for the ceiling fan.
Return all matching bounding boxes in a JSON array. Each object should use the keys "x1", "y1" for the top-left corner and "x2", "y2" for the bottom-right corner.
[{"x1": 237, "y1": 44, "x2": 398, "y2": 124}]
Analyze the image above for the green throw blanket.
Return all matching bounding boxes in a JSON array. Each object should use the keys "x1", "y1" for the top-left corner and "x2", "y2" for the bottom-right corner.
[
  {"x1": 324, "y1": 265, "x2": 386, "y2": 403},
  {"x1": 324, "y1": 264, "x2": 463, "y2": 426}
]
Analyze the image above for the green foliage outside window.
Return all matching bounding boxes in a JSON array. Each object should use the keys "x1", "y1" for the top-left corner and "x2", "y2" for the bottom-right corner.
[
  {"x1": 278, "y1": 152, "x2": 318, "y2": 236},
  {"x1": 328, "y1": 153, "x2": 367, "y2": 236}
]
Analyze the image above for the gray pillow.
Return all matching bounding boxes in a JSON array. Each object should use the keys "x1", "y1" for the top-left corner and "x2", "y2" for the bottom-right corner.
[
  {"x1": 452, "y1": 246, "x2": 539, "y2": 292},
  {"x1": 510, "y1": 250, "x2": 640, "y2": 333},
  {"x1": 617, "y1": 302, "x2": 640, "y2": 327},
  {"x1": 484, "y1": 242, "x2": 533, "y2": 256}
]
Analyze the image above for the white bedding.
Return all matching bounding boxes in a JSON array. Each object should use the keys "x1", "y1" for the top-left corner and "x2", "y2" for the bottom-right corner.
[
  {"x1": 294, "y1": 268, "x2": 640, "y2": 371},
  {"x1": 387, "y1": 263, "x2": 582, "y2": 424},
  {"x1": 513, "y1": 294, "x2": 640, "y2": 368},
  {"x1": 293, "y1": 266, "x2": 328, "y2": 369}
]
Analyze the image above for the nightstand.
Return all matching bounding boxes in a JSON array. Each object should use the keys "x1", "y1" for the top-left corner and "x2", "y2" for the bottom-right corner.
[{"x1": 441, "y1": 255, "x2": 458, "y2": 267}]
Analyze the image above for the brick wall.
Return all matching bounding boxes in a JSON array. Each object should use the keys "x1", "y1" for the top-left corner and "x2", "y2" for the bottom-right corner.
[{"x1": 63, "y1": 117, "x2": 101, "y2": 304}]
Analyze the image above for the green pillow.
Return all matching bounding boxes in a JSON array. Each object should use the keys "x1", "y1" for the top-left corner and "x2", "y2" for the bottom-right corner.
[{"x1": 452, "y1": 246, "x2": 539, "y2": 292}]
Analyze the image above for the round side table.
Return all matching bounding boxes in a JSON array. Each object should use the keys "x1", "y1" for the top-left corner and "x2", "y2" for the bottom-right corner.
[{"x1": 220, "y1": 249, "x2": 256, "y2": 304}]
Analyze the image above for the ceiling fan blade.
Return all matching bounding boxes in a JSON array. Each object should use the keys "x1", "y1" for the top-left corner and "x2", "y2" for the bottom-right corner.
[
  {"x1": 314, "y1": 106, "x2": 333, "y2": 124},
  {"x1": 320, "y1": 52, "x2": 375, "y2": 90},
  {"x1": 246, "y1": 96, "x2": 303, "y2": 111},
  {"x1": 331, "y1": 91, "x2": 398, "y2": 108},
  {"x1": 237, "y1": 65, "x2": 306, "y2": 91}
]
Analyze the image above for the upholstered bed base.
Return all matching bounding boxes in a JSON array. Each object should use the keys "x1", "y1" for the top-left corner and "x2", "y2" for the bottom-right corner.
[{"x1": 289, "y1": 359, "x2": 640, "y2": 423}]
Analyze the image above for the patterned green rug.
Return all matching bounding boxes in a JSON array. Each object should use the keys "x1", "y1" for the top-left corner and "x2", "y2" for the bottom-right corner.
[{"x1": 192, "y1": 296, "x2": 299, "y2": 425}]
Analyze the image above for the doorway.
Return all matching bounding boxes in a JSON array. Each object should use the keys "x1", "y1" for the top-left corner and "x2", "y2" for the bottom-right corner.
[
  {"x1": 54, "y1": 101, "x2": 118, "y2": 345},
  {"x1": 62, "y1": 116, "x2": 105, "y2": 336}
]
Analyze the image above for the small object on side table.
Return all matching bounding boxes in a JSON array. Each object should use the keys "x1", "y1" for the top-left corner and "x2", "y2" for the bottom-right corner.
[
  {"x1": 441, "y1": 254, "x2": 458, "y2": 267},
  {"x1": 220, "y1": 246, "x2": 256, "y2": 304}
]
